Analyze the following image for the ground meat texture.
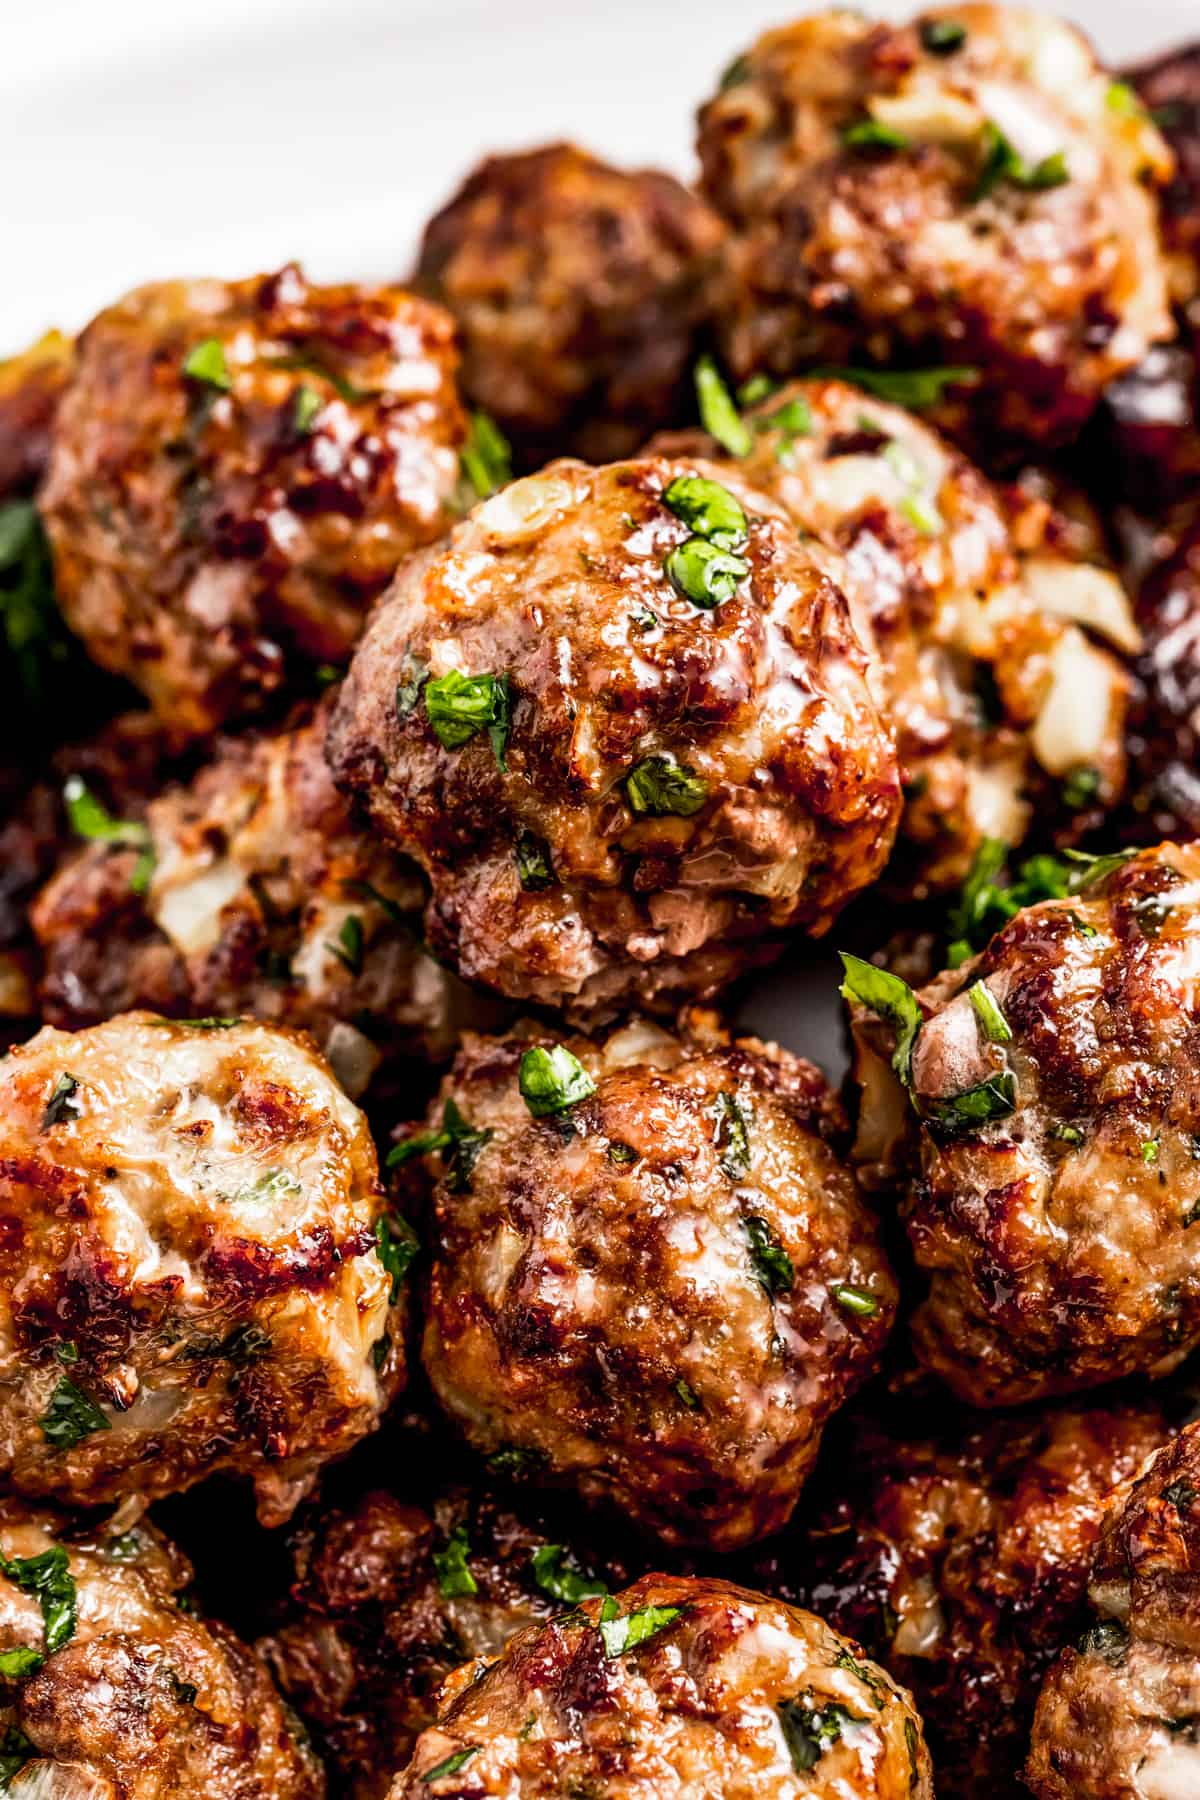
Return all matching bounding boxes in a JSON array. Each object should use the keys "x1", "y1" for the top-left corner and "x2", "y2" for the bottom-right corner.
[
  {"x1": 0, "y1": 1499, "x2": 323, "y2": 1799},
  {"x1": 412, "y1": 1013, "x2": 897, "y2": 1552},
  {"x1": 847, "y1": 841, "x2": 1200, "y2": 1405},
  {"x1": 697, "y1": 7, "x2": 1173, "y2": 460},
  {"x1": 261, "y1": 1486, "x2": 629, "y2": 1800},
  {"x1": 30, "y1": 705, "x2": 500, "y2": 1095},
  {"x1": 0, "y1": 331, "x2": 74, "y2": 500},
  {"x1": 391, "y1": 1573, "x2": 932, "y2": 1798},
  {"x1": 0, "y1": 1012, "x2": 404, "y2": 1524},
  {"x1": 1126, "y1": 508, "x2": 1200, "y2": 841},
  {"x1": 653, "y1": 378, "x2": 1135, "y2": 893},
  {"x1": 39, "y1": 264, "x2": 466, "y2": 741},
  {"x1": 328, "y1": 455, "x2": 901, "y2": 1018},
  {"x1": 1027, "y1": 1420, "x2": 1200, "y2": 1798},
  {"x1": 748, "y1": 1396, "x2": 1173, "y2": 1798},
  {"x1": 414, "y1": 143, "x2": 725, "y2": 467}
]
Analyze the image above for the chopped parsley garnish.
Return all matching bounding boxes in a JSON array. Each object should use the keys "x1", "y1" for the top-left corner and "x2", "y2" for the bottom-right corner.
[
  {"x1": 0, "y1": 1726, "x2": 34, "y2": 1782},
  {"x1": 434, "y1": 1526, "x2": 479, "y2": 1599},
  {"x1": 63, "y1": 776, "x2": 155, "y2": 895},
  {"x1": 518, "y1": 1045, "x2": 596, "y2": 1118},
  {"x1": 664, "y1": 537, "x2": 748, "y2": 608},
  {"x1": 1077, "y1": 1618, "x2": 1128, "y2": 1662},
  {"x1": 41, "y1": 1073, "x2": 80, "y2": 1130},
  {"x1": 374, "y1": 1212, "x2": 419, "y2": 1302},
  {"x1": 661, "y1": 475, "x2": 748, "y2": 550},
  {"x1": 967, "y1": 980, "x2": 1011, "y2": 1044},
  {"x1": 182, "y1": 338, "x2": 232, "y2": 391},
  {"x1": 0, "y1": 500, "x2": 74, "y2": 711},
  {"x1": 834, "y1": 1648, "x2": 887, "y2": 1708},
  {"x1": 839, "y1": 952, "x2": 924, "y2": 1087},
  {"x1": 1163, "y1": 1480, "x2": 1197, "y2": 1511},
  {"x1": 234, "y1": 1168, "x2": 302, "y2": 1204},
  {"x1": 424, "y1": 669, "x2": 511, "y2": 768},
  {"x1": 884, "y1": 440, "x2": 943, "y2": 537},
  {"x1": 842, "y1": 118, "x2": 910, "y2": 152},
  {"x1": 946, "y1": 839, "x2": 1135, "y2": 964},
  {"x1": 531, "y1": 1545, "x2": 608, "y2": 1605},
  {"x1": 625, "y1": 755, "x2": 709, "y2": 818},
  {"x1": 395, "y1": 653, "x2": 430, "y2": 720},
  {"x1": 738, "y1": 374, "x2": 775, "y2": 407},
  {"x1": 460, "y1": 410, "x2": 513, "y2": 499},
  {"x1": 292, "y1": 385, "x2": 322, "y2": 435},
  {"x1": 974, "y1": 122, "x2": 1069, "y2": 200},
  {"x1": 759, "y1": 394, "x2": 815, "y2": 462},
  {"x1": 922, "y1": 1072, "x2": 1017, "y2": 1135},
  {"x1": 514, "y1": 830, "x2": 554, "y2": 891},
  {"x1": 719, "y1": 53, "x2": 750, "y2": 91},
  {"x1": 0, "y1": 1647, "x2": 43, "y2": 1680},
  {"x1": 920, "y1": 17, "x2": 966, "y2": 53},
  {"x1": 1062, "y1": 765, "x2": 1100, "y2": 811},
  {"x1": 1106, "y1": 81, "x2": 1142, "y2": 117},
  {"x1": 778, "y1": 1695, "x2": 866, "y2": 1772},
  {"x1": 326, "y1": 914, "x2": 364, "y2": 975},
  {"x1": 39, "y1": 1377, "x2": 110, "y2": 1451},
  {"x1": 597, "y1": 1597, "x2": 681, "y2": 1658},
  {"x1": 169, "y1": 1016, "x2": 242, "y2": 1030},
  {"x1": 1142, "y1": 1138, "x2": 1161, "y2": 1164},
  {"x1": 675, "y1": 1377, "x2": 701, "y2": 1411},
  {"x1": 0, "y1": 1542, "x2": 77, "y2": 1669},
  {"x1": 807, "y1": 363, "x2": 981, "y2": 410},
  {"x1": 422, "y1": 1745, "x2": 479, "y2": 1784},
  {"x1": 694, "y1": 354, "x2": 752, "y2": 458},
  {"x1": 387, "y1": 1099, "x2": 493, "y2": 1193},
  {"x1": 486, "y1": 1446, "x2": 544, "y2": 1480},
  {"x1": 744, "y1": 1214, "x2": 794, "y2": 1297},
  {"x1": 713, "y1": 1091, "x2": 752, "y2": 1179},
  {"x1": 830, "y1": 1282, "x2": 880, "y2": 1318},
  {"x1": 1050, "y1": 1123, "x2": 1083, "y2": 1145}
]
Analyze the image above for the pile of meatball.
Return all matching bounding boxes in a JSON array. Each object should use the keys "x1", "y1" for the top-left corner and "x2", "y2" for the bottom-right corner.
[{"x1": 2, "y1": 5, "x2": 1200, "y2": 1794}]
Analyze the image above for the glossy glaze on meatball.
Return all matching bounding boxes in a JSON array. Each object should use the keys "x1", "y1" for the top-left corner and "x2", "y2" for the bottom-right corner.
[
  {"x1": 411, "y1": 1012, "x2": 896, "y2": 1551},
  {"x1": 848, "y1": 841, "x2": 1200, "y2": 1404},
  {"x1": 30, "y1": 705, "x2": 500, "y2": 1095},
  {"x1": 39, "y1": 264, "x2": 466, "y2": 740},
  {"x1": 1128, "y1": 40, "x2": 1200, "y2": 304},
  {"x1": 0, "y1": 1012, "x2": 405, "y2": 1524},
  {"x1": 328, "y1": 455, "x2": 901, "y2": 1017},
  {"x1": 262, "y1": 1484, "x2": 632, "y2": 1800},
  {"x1": 0, "y1": 1499, "x2": 322, "y2": 1799},
  {"x1": 415, "y1": 143, "x2": 725, "y2": 466},
  {"x1": 654, "y1": 377, "x2": 1135, "y2": 891},
  {"x1": 1027, "y1": 1420, "x2": 1200, "y2": 1798},
  {"x1": 392, "y1": 1573, "x2": 932, "y2": 1798},
  {"x1": 0, "y1": 331, "x2": 73, "y2": 500},
  {"x1": 1126, "y1": 509, "x2": 1200, "y2": 840},
  {"x1": 698, "y1": 7, "x2": 1173, "y2": 458},
  {"x1": 749, "y1": 1395, "x2": 1173, "y2": 1797}
]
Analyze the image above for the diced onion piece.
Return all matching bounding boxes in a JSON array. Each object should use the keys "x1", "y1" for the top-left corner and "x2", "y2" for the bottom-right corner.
[
  {"x1": 150, "y1": 859, "x2": 245, "y2": 958},
  {"x1": 477, "y1": 472, "x2": 583, "y2": 544},
  {"x1": 1021, "y1": 556, "x2": 1141, "y2": 655},
  {"x1": 868, "y1": 83, "x2": 981, "y2": 144},
  {"x1": 323, "y1": 1021, "x2": 381, "y2": 1100},
  {"x1": 966, "y1": 756, "x2": 1030, "y2": 848},
  {"x1": 9, "y1": 1767, "x2": 117, "y2": 1800},
  {"x1": 1030, "y1": 627, "x2": 1119, "y2": 777}
]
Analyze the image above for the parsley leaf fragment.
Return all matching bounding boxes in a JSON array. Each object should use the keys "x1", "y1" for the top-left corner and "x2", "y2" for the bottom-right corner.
[
  {"x1": 518, "y1": 1045, "x2": 596, "y2": 1118},
  {"x1": 531, "y1": 1545, "x2": 608, "y2": 1605},
  {"x1": 63, "y1": 776, "x2": 156, "y2": 895},
  {"x1": 597, "y1": 1599, "x2": 681, "y2": 1658},
  {"x1": 424, "y1": 669, "x2": 511, "y2": 769},
  {"x1": 434, "y1": 1526, "x2": 479, "y2": 1599},
  {"x1": 744, "y1": 1215, "x2": 794, "y2": 1297},
  {"x1": 625, "y1": 755, "x2": 709, "y2": 818},
  {"x1": 39, "y1": 1377, "x2": 110, "y2": 1451},
  {"x1": 694, "y1": 354, "x2": 752, "y2": 458},
  {"x1": 387, "y1": 1098, "x2": 493, "y2": 1193}
]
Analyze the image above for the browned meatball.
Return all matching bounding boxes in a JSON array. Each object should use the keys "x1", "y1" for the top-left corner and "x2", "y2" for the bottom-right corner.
[
  {"x1": 0, "y1": 1011, "x2": 406, "y2": 1524},
  {"x1": 1027, "y1": 1420, "x2": 1200, "y2": 1798},
  {"x1": 262, "y1": 1484, "x2": 632, "y2": 1800},
  {"x1": 30, "y1": 704, "x2": 502, "y2": 1094},
  {"x1": 392, "y1": 1573, "x2": 932, "y2": 1797},
  {"x1": 698, "y1": 7, "x2": 1173, "y2": 458},
  {"x1": 749, "y1": 1394, "x2": 1173, "y2": 1797},
  {"x1": 0, "y1": 331, "x2": 74, "y2": 500},
  {"x1": 410, "y1": 1012, "x2": 896, "y2": 1551},
  {"x1": 328, "y1": 455, "x2": 901, "y2": 1017},
  {"x1": 39, "y1": 265, "x2": 466, "y2": 740},
  {"x1": 1126, "y1": 508, "x2": 1200, "y2": 840},
  {"x1": 653, "y1": 377, "x2": 1136, "y2": 892},
  {"x1": 415, "y1": 143, "x2": 725, "y2": 466},
  {"x1": 0, "y1": 1499, "x2": 323, "y2": 1799},
  {"x1": 1128, "y1": 41, "x2": 1200, "y2": 303},
  {"x1": 846, "y1": 840, "x2": 1200, "y2": 1405}
]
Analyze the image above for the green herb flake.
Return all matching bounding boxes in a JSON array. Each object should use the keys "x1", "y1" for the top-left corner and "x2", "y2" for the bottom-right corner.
[
  {"x1": 1163, "y1": 1480, "x2": 1197, "y2": 1511},
  {"x1": 486, "y1": 1446, "x2": 544, "y2": 1480},
  {"x1": 374, "y1": 1212, "x2": 419, "y2": 1302},
  {"x1": 234, "y1": 1167, "x2": 303, "y2": 1205},
  {"x1": 778, "y1": 1695, "x2": 866, "y2": 1773},
  {"x1": 598, "y1": 1601, "x2": 681, "y2": 1658},
  {"x1": 713, "y1": 1090, "x2": 752, "y2": 1179},
  {"x1": 0, "y1": 1542, "x2": 77, "y2": 1660},
  {"x1": 326, "y1": 914, "x2": 364, "y2": 975},
  {"x1": 395, "y1": 653, "x2": 430, "y2": 720},
  {"x1": 387, "y1": 1099, "x2": 493, "y2": 1192},
  {"x1": 744, "y1": 1214, "x2": 794, "y2": 1298},
  {"x1": 182, "y1": 338, "x2": 232, "y2": 391},
  {"x1": 922, "y1": 1071, "x2": 1017, "y2": 1136},
  {"x1": 839, "y1": 952, "x2": 924, "y2": 1088},
  {"x1": 518, "y1": 1045, "x2": 597, "y2": 1119},
  {"x1": 1106, "y1": 80, "x2": 1143, "y2": 116},
  {"x1": 694, "y1": 354, "x2": 752, "y2": 458},
  {"x1": 1050, "y1": 1123, "x2": 1083, "y2": 1145},
  {"x1": 39, "y1": 1377, "x2": 110, "y2": 1451},
  {"x1": 905, "y1": 1715, "x2": 920, "y2": 1790},
  {"x1": 424, "y1": 669, "x2": 511, "y2": 769},
  {"x1": 0, "y1": 1647, "x2": 43, "y2": 1680},
  {"x1": 737, "y1": 374, "x2": 775, "y2": 407},
  {"x1": 63, "y1": 776, "x2": 155, "y2": 895},
  {"x1": 900, "y1": 490, "x2": 944, "y2": 537},
  {"x1": 968, "y1": 980, "x2": 1012, "y2": 1044},
  {"x1": 292, "y1": 386, "x2": 322, "y2": 435},
  {"x1": 1077, "y1": 1618, "x2": 1128, "y2": 1662},
  {"x1": 629, "y1": 606, "x2": 659, "y2": 633},
  {"x1": 842, "y1": 118, "x2": 910, "y2": 152},
  {"x1": 719, "y1": 53, "x2": 750, "y2": 90},
  {"x1": 103, "y1": 1531, "x2": 146, "y2": 1564},
  {"x1": 625, "y1": 755, "x2": 709, "y2": 818},
  {"x1": 834, "y1": 1648, "x2": 886, "y2": 1708},
  {"x1": 1062, "y1": 766, "x2": 1101, "y2": 811},
  {"x1": 422, "y1": 1745, "x2": 479, "y2": 1785},
  {"x1": 920, "y1": 17, "x2": 967, "y2": 53},
  {"x1": 461, "y1": 410, "x2": 512, "y2": 500},
  {"x1": 531, "y1": 1545, "x2": 608, "y2": 1605},
  {"x1": 661, "y1": 474, "x2": 748, "y2": 550},
  {"x1": 170, "y1": 1016, "x2": 243, "y2": 1031},
  {"x1": 0, "y1": 500, "x2": 76, "y2": 713},
  {"x1": 830, "y1": 1282, "x2": 880, "y2": 1319},
  {"x1": 0, "y1": 1725, "x2": 34, "y2": 1782},
  {"x1": 1142, "y1": 1138, "x2": 1161, "y2": 1164},
  {"x1": 813, "y1": 365, "x2": 980, "y2": 410},
  {"x1": 167, "y1": 1669, "x2": 198, "y2": 1706},
  {"x1": 664, "y1": 536, "x2": 749, "y2": 609},
  {"x1": 675, "y1": 1377, "x2": 701, "y2": 1411},
  {"x1": 514, "y1": 830, "x2": 554, "y2": 891},
  {"x1": 433, "y1": 1525, "x2": 479, "y2": 1599},
  {"x1": 41, "y1": 1073, "x2": 80, "y2": 1130},
  {"x1": 606, "y1": 1140, "x2": 639, "y2": 1166},
  {"x1": 974, "y1": 122, "x2": 1069, "y2": 200}
]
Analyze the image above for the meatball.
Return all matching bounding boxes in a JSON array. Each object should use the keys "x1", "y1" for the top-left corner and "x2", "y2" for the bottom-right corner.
[
  {"x1": 415, "y1": 143, "x2": 725, "y2": 465},
  {"x1": 1126, "y1": 508, "x2": 1200, "y2": 840},
  {"x1": 653, "y1": 376, "x2": 1136, "y2": 892},
  {"x1": 846, "y1": 840, "x2": 1200, "y2": 1404},
  {"x1": 1127, "y1": 40, "x2": 1200, "y2": 302},
  {"x1": 411, "y1": 1012, "x2": 896, "y2": 1551},
  {"x1": 392, "y1": 1573, "x2": 932, "y2": 1797},
  {"x1": 698, "y1": 7, "x2": 1173, "y2": 457},
  {"x1": 0, "y1": 1498, "x2": 322, "y2": 1799},
  {"x1": 39, "y1": 264, "x2": 466, "y2": 740},
  {"x1": 328, "y1": 455, "x2": 901, "y2": 1017},
  {"x1": 749, "y1": 1394, "x2": 1173, "y2": 1797},
  {"x1": 30, "y1": 704, "x2": 501, "y2": 1095},
  {"x1": 0, "y1": 331, "x2": 73, "y2": 500},
  {"x1": 1027, "y1": 1420, "x2": 1200, "y2": 1798},
  {"x1": 0, "y1": 1011, "x2": 405, "y2": 1523},
  {"x1": 262, "y1": 1484, "x2": 630, "y2": 1800}
]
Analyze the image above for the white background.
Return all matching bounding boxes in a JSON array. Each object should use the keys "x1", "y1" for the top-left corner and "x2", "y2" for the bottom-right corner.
[{"x1": 2, "y1": 0, "x2": 1195, "y2": 355}]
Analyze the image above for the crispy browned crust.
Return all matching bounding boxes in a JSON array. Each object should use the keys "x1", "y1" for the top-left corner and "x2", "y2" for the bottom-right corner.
[
  {"x1": 392, "y1": 1573, "x2": 932, "y2": 1797},
  {"x1": 416, "y1": 143, "x2": 725, "y2": 465},
  {"x1": 697, "y1": 6, "x2": 1173, "y2": 458},
  {"x1": 39, "y1": 265, "x2": 466, "y2": 740},
  {"x1": 328, "y1": 454, "x2": 901, "y2": 1018}
]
